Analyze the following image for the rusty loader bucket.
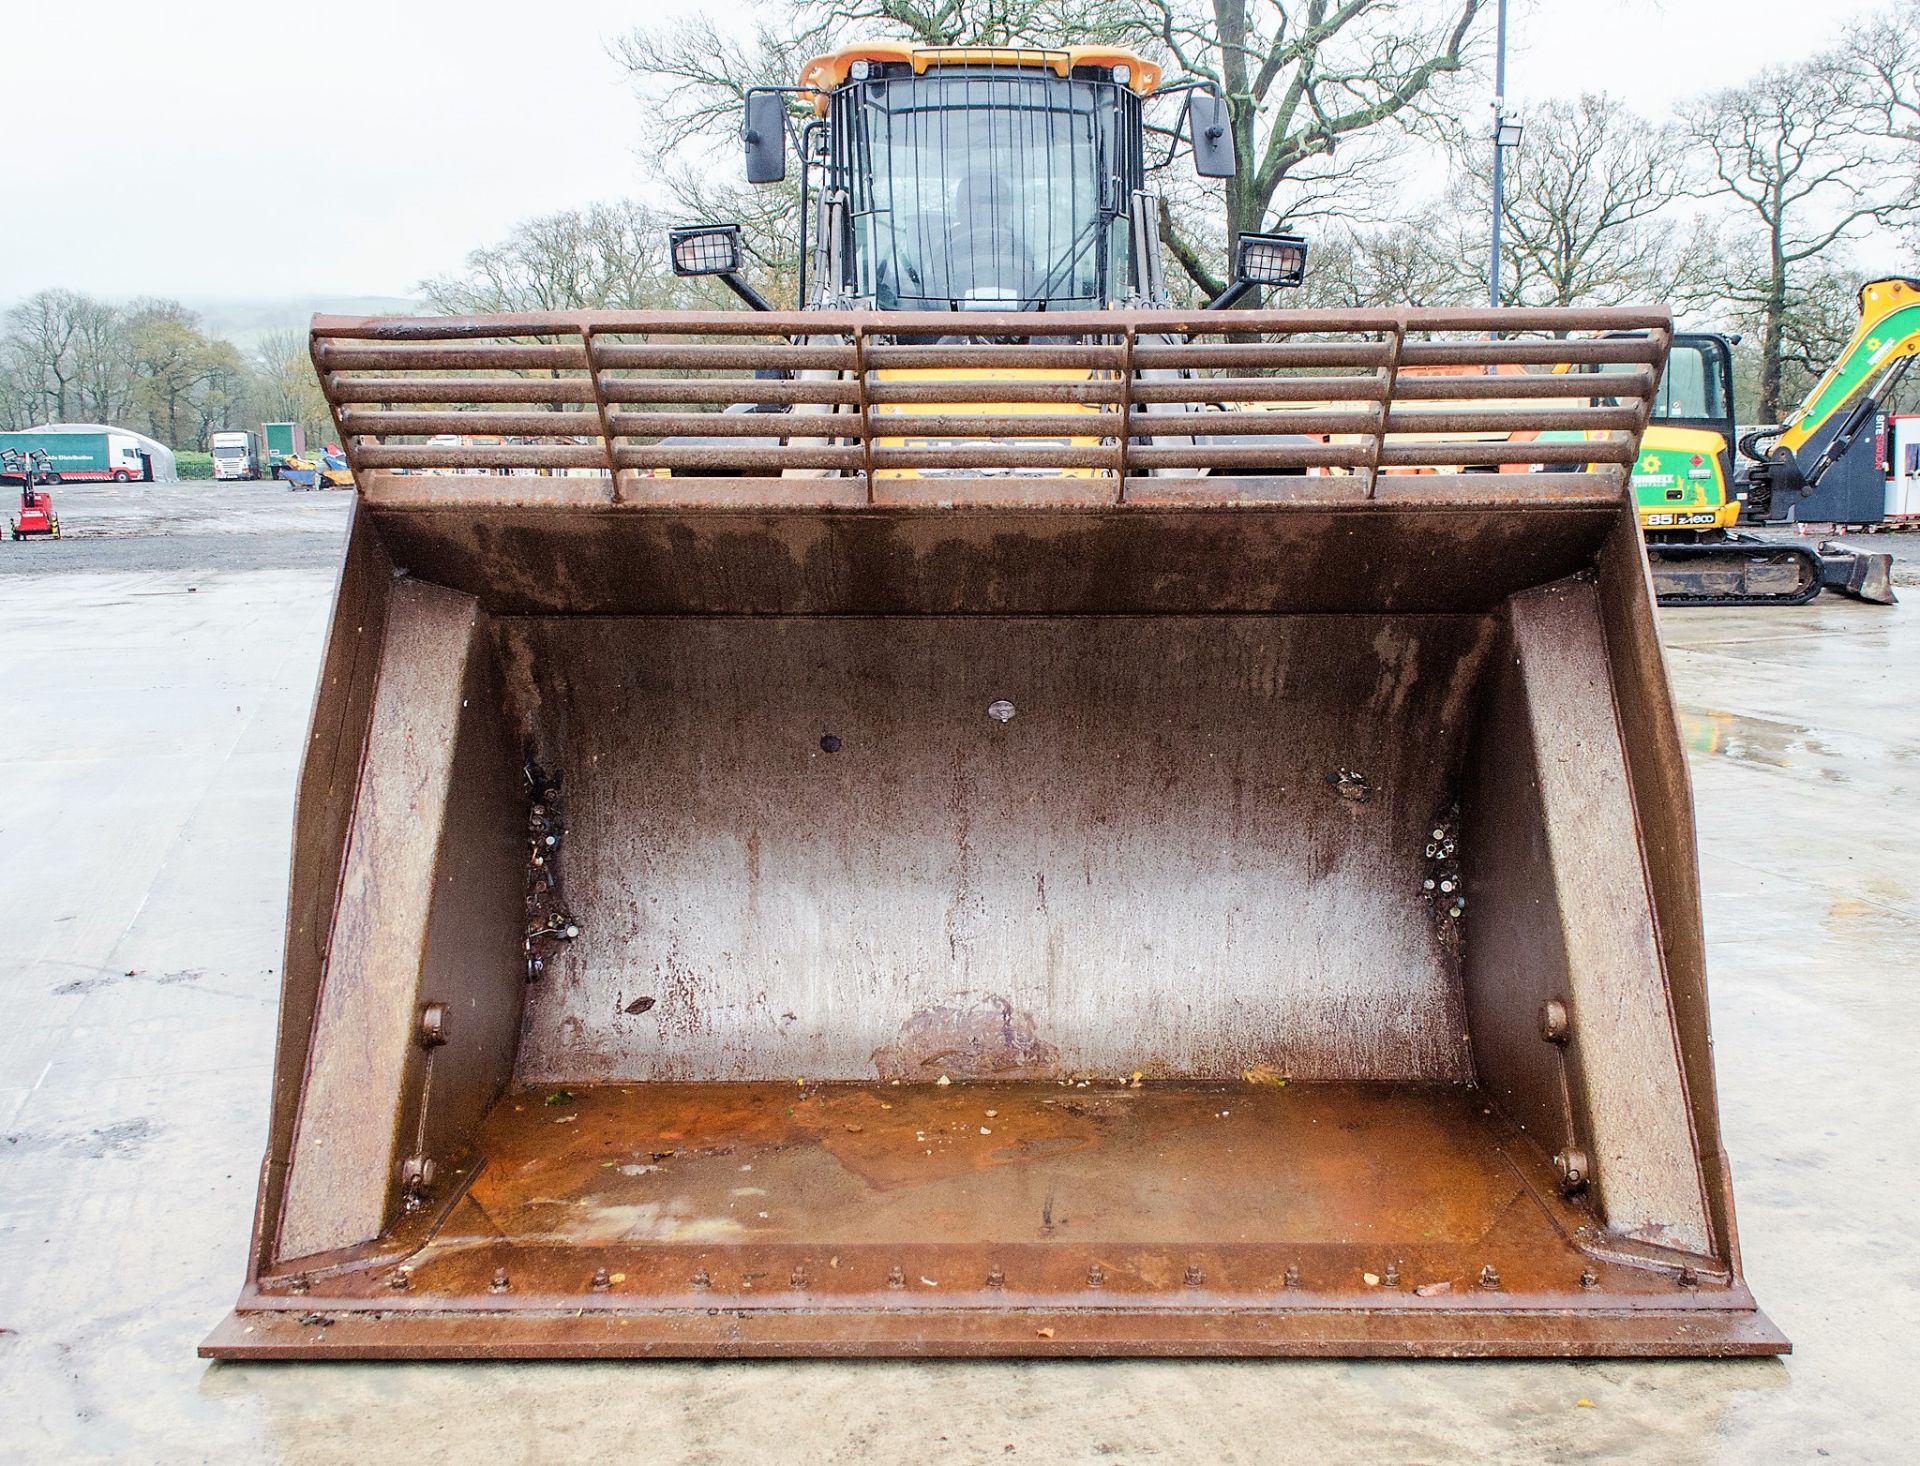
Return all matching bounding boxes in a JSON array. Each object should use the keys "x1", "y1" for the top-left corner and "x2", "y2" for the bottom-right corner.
[{"x1": 203, "y1": 306, "x2": 1785, "y2": 1359}]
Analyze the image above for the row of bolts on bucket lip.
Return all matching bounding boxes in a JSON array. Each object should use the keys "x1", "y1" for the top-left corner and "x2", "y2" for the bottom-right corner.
[{"x1": 286, "y1": 1260, "x2": 1706, "y2": 1298}]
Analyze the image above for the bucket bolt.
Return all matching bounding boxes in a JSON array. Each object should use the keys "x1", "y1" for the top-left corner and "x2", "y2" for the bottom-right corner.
[
  {"x1": 489, "y1": 1268, "x2": 511, "y2": 1294},
  {"x1": 590, "y1": 1267, "x2": 612, "y2": 1292},
  {"x1": 1086, "y1": 1264, "x2": 1106, "y2": 1289},
  {"x1": 1283, "y1": 1264, "x2": 1302, "y2": 1289},
  {"x1": 387, "y1": 1267, "x2": 412, "y2": 1293},
  {"x1": 399, "y1": 1154, "x2": 436, "y2": 1210},
  {"x1": 1382, "y1": 1261, "x2": 1401, "y2": 1288},
  {"x1": 887, "y1": 1265, "x2": 907, "y2": 1289},
  {"x1": 1554, "y1": 1148, "x2": 1590, "y2": 1196},
  {"x1": 1540, "y1": 999, "x2": 1571, "y2": 1045},
  {"x1": 287, "y1": 1273, "x2": 310, "y2": 1296},
  {"x1": 985, "y1": 1265, "x2": 1005, "y2": 1291},
  {"x1": 417, "y1": 1001, "x2": 449, "y2": 1049},
  {"x1": 690, "y1": 1268, "x2": 711, "y2": 1291},
  {"x1": 1677, "y1": 1266, "x2": 1701, "y2": 1290},
  {"x1": 1579, "y1": 1268, "x2": 1599, "y2": 1290},
  {"x1": 1478, "y1": 1264, "x2": 1502, "y2": 1291},
  {"x1": 789, "y1": 1265, "x2": 808, "y2": 1290},
  {"x1": 1184, "y1": 1264, "x2": 1205, "y2": 1288}
]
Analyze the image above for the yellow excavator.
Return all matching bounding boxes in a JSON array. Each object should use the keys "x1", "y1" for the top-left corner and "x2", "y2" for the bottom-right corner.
[
  {"x1": 205, "y1": 43, "x2": 1785, "y2": 1361},
  {"x1": 1586, "y1": 279, "x2": 1916, "y2": 605}
]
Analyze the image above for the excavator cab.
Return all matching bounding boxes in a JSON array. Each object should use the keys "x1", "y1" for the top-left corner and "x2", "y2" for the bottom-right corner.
[{"x1": 205, "y1": 44, "x2": 1784, "y2": 1361}]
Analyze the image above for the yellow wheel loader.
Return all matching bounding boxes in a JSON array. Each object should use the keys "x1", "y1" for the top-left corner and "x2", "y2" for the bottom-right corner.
[{"x1": 205, "y1": 44, "x2": 1785, "y2": 1360}]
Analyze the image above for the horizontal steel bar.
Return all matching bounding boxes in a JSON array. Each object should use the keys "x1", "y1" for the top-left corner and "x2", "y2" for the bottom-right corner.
[
  {"x1": 593, "y1": 343, "x2": 855, "y2": 370},
  {"x1": 1130, "y1": 341, "x2": 1393, "y2": 369},
  {"x1": 1378, "y1": 437, "x2": 1636, "y2": 467},
  {"x1": 331, "y1": 378, "x2": 597, "y2": 404},
  {"x1": 1380, "y1": 407, "x2": 1643, "y2": 434},
  {"x1": 354, "y1": 445, "x2": 609, "y2": 469},
  {"x1": 1400, "y1": 338, "x2": 1665, "y2": 367},
  {"x1": 613, "y1": 444, "x2": 864, "y2": 470},
  {"x1": 1129, "y1": 377, "x2": 1388, "y2": 404},
  {"x1": 1130, "y1": 441, "x2": 1371, "y2": 469},
  {"x1": 861, "y1": 344, "x2": 1128, "y2": 370},
  {"x1": 599, "y1": 377, "x2": 861, "y2": 405},
  {"x1": 867, "y1": 380, "x2": 1124, "y2": 405},
  {"x1": 314, "y1": 304, "x2": 1671, "y2": 341},
  {"x1": 869, "y1": 445, "x2": 1110, "y2": 469},
  {"x1": 1393, "y1": 369, "x2": 1654, "y2": 400},
  {"x1": 607, "y1": 411, "x2": 838, "y2": 439},
  {"x1": 338, "y1": 410, "x2": 605, "y2": 437},
  {"x1": 314, "y1": 343, "x2": 587, "y2": 371}
]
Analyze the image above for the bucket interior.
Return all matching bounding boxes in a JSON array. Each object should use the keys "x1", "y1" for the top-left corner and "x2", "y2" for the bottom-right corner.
[{"x1": 255, "y1": 503, "x2": 1728, "y2": 1324}]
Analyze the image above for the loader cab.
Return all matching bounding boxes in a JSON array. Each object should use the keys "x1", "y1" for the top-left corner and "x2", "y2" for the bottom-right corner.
[
  {"x1": 1584, "y1": 332, "x2": 1741, "y2": 533},
  {"x1": 692, "y1": 45, "x2": 1256, "y2": 312}
]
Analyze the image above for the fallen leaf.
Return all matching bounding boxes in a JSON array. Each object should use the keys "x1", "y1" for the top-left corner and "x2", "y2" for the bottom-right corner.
[
  {"x1": 610, "y1": 1273, "x2": 626, "y2": 1284},
  {"x1": 984, "y1": 1109, "x2": 998, "y2": 1118},
  {"x1": 544, "y1": 1090, "x2": 574, "y2": 1107},
  {"x1": 1036, "y1": 1327, "x2": 1055, "y2": 1339},
  {"x1": 844, "y1": 1124, "x2": 864, "y2": 1133},
  {"x1": 1242, "y1": 1065, "x2": 1289, "y2": 1087},
  {"x1": 980, "y1": 1127, "x2": 993, "y2": 1135},
  {"x1": 1414, "y1": 1281, "x2": 1452, "y2": 1297},
  {"x1": 1576, "y1": 1399, "x2": 1595, "y2": 1409},
  {"x1": 554, "y1": 1115, "x2": 577, "y2": 1125},
  {"x1": 936, "y1": 1075, "x2": 952, "y2": 1087},
  {"x1": 1363, "y1": 1272, "x2": 1381, "y2": 1286}
]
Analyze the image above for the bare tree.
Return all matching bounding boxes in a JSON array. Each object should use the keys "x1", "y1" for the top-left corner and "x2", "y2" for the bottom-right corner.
[
  {"x1": 1681, "y1": 57, "x2": 1918, "y2": 420},
  {"x1": 255, "y1": 329, "x2": 335, "y2": 445},
  {"x1": 1116, "y1": 0, "x2": 1484, "y2": 296},
  {"x1": 3, "y1": 289, "x2": 89, "y2": 422},
  {"x1": 1297, "y1": 218, "x2": 1475, "y2": 308},
  {"x1": 1445, "y1": 94, "x2": 1700, "y2": 311},
  {"x1": 419, "y1": 201, "x2": 689, "y2": 313}
]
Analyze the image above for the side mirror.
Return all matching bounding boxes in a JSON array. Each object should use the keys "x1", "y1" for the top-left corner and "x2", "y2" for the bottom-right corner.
[
  {"x1": 1234, "y1": 232, "x2": 1309, "y2": 288},
  {"x1": 744, "y1": 91, "x2": 788, "y2": 185},
  {"x1": 668, "y1": 224, "x2": 744, "y2": 277},
  {"x1": 1189, "y1": 90, "x2": 1236, "y2": 179}
]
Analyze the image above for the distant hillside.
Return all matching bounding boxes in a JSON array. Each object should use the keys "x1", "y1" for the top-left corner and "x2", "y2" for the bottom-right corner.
[{"x1": 184, "y1": 295, "x2": 421, "y2": 349}]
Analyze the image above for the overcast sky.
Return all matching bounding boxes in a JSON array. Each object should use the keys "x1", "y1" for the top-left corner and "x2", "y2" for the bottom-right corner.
[{"x1": 0, "y1": 0, "x2": 1896, "y2": 305}]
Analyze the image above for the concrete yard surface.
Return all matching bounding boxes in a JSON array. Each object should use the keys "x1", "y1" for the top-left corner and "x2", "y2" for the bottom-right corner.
[{"x1": 1, "y1": 485, "x2": 1917, "y2": 1463}]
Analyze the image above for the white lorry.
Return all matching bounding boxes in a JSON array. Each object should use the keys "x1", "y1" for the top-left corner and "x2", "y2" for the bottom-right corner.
[{"x1": 209, "y1": 430, "x2": 261, "y2": 481}]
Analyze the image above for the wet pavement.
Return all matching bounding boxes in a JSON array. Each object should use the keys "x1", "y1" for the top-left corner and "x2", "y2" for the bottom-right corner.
[{"x1": 1, "y1": 485, "x2": 1916, "y2": 1462}]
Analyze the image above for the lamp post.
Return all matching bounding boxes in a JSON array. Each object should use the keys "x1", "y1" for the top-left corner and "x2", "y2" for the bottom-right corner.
[{"x1": 1488, "y1": 0, "x2": 1522, "y2": 308}]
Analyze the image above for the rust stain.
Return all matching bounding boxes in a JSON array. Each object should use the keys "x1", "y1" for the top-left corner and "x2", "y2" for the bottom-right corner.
[{"x1": 871, "y1": 994, "x2": 1062, "y2": 1081}]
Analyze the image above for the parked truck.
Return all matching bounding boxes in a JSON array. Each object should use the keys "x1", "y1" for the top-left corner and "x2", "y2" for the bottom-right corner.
[
  {"x1": 0, "y1": 429, "x2": 149, "y2": 483},
  {"x1": 209, "y1": 429, "x2": 261, "y2": 481},
  {"x1": 261, "y1": 421, "x2": 306, "y2": 475}
]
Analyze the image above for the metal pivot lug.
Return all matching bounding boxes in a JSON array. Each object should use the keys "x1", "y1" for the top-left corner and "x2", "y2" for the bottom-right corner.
[
  {"x1": 1283, "y1": 1263, "x2": 1302, "y2": 1289},
  {"x1": 489, "y1": 1268, "x2": 510, "y2": 1294},
  {"x1": 1555, "y1": 1148, "x2": 1591, "y2": 1195},
  {"x1": 1540, "y1": 998, "x2": 1571, "y2": 1044},
  {"x1": 985, "y1": 1265, "x2": 1005, "y2": 1291},
  {"x1": 1382, "y1": 1261, "x2": 1401, "y2": 1288},
  {"x1": 1086, "y1": 1264, "x2": 1106, "y2": 1289},
  {"x1": 1184, "y1": 1264, "x2": 1205, "y2": 1288},
  {"x1": 1478, "y1": 1264, "x2": 1502, "y2": 1290},
  {"x1": 590, "y1": 1267, "x2": 612, "y2": 1292},
  {"x1": 418, "y1": 1001, "x2": 449, "y2": 1048},
  {"x1": 886, "y1": 1265, "x2": 906, "y2": 1289}
]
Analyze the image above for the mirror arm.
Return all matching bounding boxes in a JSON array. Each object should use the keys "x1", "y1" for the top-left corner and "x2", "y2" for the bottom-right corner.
[{"x1": 720, "y1": 273, "x2": 774, "y2": 312}]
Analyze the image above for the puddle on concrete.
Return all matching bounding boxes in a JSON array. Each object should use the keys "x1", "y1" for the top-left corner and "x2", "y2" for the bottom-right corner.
[{"x1": 1680, "y1": 708, "x2": 1846, "y2": 780}]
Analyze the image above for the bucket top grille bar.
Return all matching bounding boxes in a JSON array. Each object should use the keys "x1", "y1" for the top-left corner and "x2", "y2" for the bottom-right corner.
[{"x1": 310, "y1": 306, "x2": 1670, "y2": 505}]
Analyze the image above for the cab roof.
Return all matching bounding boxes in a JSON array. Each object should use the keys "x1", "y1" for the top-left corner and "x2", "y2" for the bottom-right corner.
[{"x1": 797, "y1": 43, "x2": 1161, "y2": 113}]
